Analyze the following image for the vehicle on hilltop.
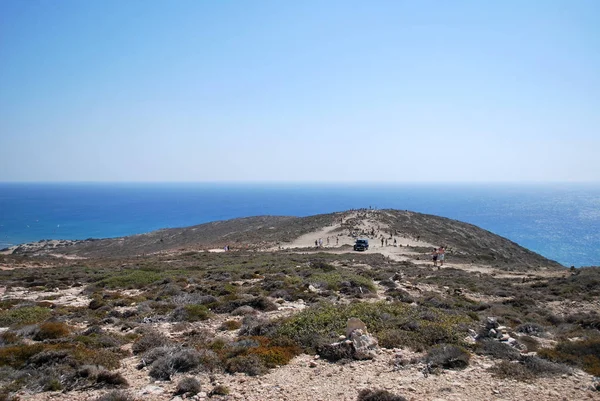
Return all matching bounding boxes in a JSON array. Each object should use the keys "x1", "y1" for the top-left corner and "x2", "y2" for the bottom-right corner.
[{"x1": 354, "y1": 238, "x2": 369, "y2": 251}]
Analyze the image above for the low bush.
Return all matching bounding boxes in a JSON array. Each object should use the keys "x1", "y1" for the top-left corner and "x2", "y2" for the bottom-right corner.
[
  {"x1": 94, "y1": 390, "x2": 135, "y2": 401},
  {"x1": 538, "y1": 338, "x2": 600, "y2": 376},
  {"x1": 209, "y1": 385, "x2": 230, "y2": 396},
  {"x1": 489, "y1": 361, "x2": 534, "y2": 382},
  {"x1": 275, "y1": 301, "x2": 470, "y2": 352},
  {"x1": 33, "y1": 322, "x2": 70, "y2": 341},
  {"x1": 175, "y1": 376, "x2": 201, "y2": 396},
  {"x1": 0, "y1": 306, "x2": 51, "y2": 327},
  {"x1": 357, "y1": 389, "x2": 407, "y2": 401},
  {"x1": 148, "y1": 348, "x2": 201, "y2": 380},
  {"x1": 171, "y1": 304, "x2": 210, "y2": 322},
  {"x1": 96, "y1": 370, "x2": 128, "y2": 387},
  {"x1": 132, "y1": 331, "x2": 169, "y2": 355},
  {"x1": 220, "y1": 320, "x2": 242, "y2": 331},
  {"x1": 99, "y1": 270, "x2": 163, "y2": 289},
  {"x1": 225, "y1": 354, "x2": 267, "y2": 376},
  {"x1": 476, "y1": 339, "x2": 520, "y2": 361},
  {"x1": 516, "y1": 322, "x2": 544, "y2": 336},
  {"x1": 426, "y1": 344, "x2": 470, "y2": 370}
]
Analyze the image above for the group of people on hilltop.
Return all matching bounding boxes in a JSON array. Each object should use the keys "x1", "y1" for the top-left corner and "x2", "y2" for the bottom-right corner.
[{"x1": 432, "y1": 246, "x2": 446, "y2": 268}]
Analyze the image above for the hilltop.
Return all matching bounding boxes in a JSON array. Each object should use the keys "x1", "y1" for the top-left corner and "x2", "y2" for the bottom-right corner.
[{"x1": 3, "y1": 209, "x2": 562, "y2": 270}]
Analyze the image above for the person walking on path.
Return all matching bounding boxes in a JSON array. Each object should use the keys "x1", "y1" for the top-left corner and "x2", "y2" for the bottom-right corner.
[
  {"x1": 319, "y1": 238, "x2": 323, "y2": 248},
  {"x1": 438, "y1": 246, "x2": 445, "y2": 267},
  {"x1": 432, "y1": 248, "x2": 438, "y2": 267},
  {"x1": 381, "y1": 237, "x2": 384, "y2": 247}
]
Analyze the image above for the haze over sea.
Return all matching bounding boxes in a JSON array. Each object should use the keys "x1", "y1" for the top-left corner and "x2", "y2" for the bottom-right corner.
[{"x1": 1, "y1": 183, "x2": 599, "y2": 267}]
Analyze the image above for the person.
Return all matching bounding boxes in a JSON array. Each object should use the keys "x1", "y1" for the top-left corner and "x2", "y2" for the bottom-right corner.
[
  {"x1": 393, "y1": 238, "x2": 397, "y2": 247},
  {"x1": 336, "y1": 237, "x2": 339, "y2": 246},
  {"x1": 438, "y1": 246, "x2": 445, "y2": 267},
  {"x1": 319, "y1": 238, "x2": 323, "y2": 248},
  {"x1": 431, "y1": 248, "x2": 438, "y2": 267},
  {"x1": 381, "y1": 237, "x2": 384, "y2": 247},
  {"x1": 315, "y1": 240, "x2": 318, "y2": 248},
  {"x1": 327, "y1": 237, "x2": 330, "y2": 245}
]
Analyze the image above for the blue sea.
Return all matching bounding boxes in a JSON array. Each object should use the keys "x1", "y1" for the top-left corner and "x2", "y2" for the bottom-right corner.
[{"x1": 0, "y1": 183, "x2": 599, "y2": 267}]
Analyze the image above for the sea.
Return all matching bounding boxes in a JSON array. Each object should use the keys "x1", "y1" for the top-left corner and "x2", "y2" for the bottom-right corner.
[{"x1": 0, "y1": 182, "x2": 599, "y2": 267}]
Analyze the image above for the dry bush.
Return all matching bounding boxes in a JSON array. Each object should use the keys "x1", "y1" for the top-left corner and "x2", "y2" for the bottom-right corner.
[
  {"x1": 174, "y1": 376, "x2": 201, "y2": 396},
  {"x1": 426, "y1": 344, "x2": 470, "y2": 370},
  {"x1": 148, "y1": 348, "x2": 201, "y2": 380},
  {"x1": 476, "y1": 339, "x2": 521, "y2": 361},
  {"x1": 131, "y1": 331, "x2": 169, "y2": 355},
  {"x1": 94, "y1": 390, "x2": 135, "y2": 401},
  {"x1": 220, "y1": 320, "x2": 242, "y2": 331},
  {"x1": 33, "y1": 322, "x2": 70, "y2": 341},
  {"x1": 225, "y1": 354, "x2": 267, "y2": 376}
]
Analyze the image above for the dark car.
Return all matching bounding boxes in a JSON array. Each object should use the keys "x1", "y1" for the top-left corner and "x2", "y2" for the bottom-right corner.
[{"x1": 354, "y1": 239, "x2": 369, "y2": 251}]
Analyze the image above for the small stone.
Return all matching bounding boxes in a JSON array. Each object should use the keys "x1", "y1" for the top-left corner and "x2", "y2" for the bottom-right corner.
[{"x1": 309, "y1": 361, "x2": 317, "y2": 368}]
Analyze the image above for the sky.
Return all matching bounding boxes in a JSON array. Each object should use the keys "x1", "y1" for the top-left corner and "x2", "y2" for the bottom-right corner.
[{"x1": 1, "y1": 0, "x2": 599, "y2": 183}]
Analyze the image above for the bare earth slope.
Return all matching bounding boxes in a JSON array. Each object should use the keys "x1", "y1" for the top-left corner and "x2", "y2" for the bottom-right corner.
[{"x1": 4, "y1": 209, "x2": 562, "y2": 269}]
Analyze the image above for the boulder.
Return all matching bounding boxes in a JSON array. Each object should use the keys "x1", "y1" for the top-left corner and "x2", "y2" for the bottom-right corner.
[{"x1": 350, "y1": 328, "x2": 379, "y2": 360}]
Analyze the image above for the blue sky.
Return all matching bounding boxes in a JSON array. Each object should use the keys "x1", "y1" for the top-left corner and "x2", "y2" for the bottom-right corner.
[{"x1": 1, "y1": 0, "x2": 598, "y2": 182}]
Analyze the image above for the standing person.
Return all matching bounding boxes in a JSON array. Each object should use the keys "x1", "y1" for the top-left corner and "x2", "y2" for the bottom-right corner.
[
  {"x1": 381, "y1": 237, "x2": 384, "y2": 247},
  {"x1": 327, "y1": 237, "x2": 330, "y2": 246},
  {"x1": 319, "y1": 238, "x2": 323, "y2": 248},
  {"x1": 438, "y1": 246, "x2": 445, "y2": 267},
  {"x1": 393, "y1": 238, "x2": 397, "y2": 247},
  {"x1": 336, "y1": 237, "x2": 339, "y2": 246},
  {"x1": 315, "y1": 240, "x2": 318, "y2": 248},
  {"x1": 432, "y1": 248, "x2": 438, "y2": 267}
]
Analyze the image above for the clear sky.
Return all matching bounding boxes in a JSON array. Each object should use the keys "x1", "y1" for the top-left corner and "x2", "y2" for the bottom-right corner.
[{"x1": 1, "y1": 0, "x2": 598, "y2": 182}]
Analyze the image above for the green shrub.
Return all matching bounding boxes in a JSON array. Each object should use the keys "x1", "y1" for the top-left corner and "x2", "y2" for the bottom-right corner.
[
  {"x1": 183, "y1": 304, "x2": 210, "y2": 321},
  {"x1": 99, "y1": 270, "x2": 162, "y2": 289},
  {"x1": 276, "y1": 301, "x2": 470, "y2": 352},
  {"x1": 0, "y1": 306, "x2": 51, "y2": 327}
]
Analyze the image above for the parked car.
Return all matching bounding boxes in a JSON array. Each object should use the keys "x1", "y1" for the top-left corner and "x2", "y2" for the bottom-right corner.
[{"x1": 354, "y1": 239, "x2": 369, "y2": 251}]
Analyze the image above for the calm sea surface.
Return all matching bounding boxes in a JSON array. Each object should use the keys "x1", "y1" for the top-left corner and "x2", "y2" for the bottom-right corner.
[{"x1": 0, "y1": 183, "x2": 598, "y2": 267}]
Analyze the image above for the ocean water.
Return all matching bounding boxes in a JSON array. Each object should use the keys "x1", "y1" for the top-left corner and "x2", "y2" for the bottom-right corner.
[{"x1": 0, "y1": 182, "x2": 599, "y2": 267}]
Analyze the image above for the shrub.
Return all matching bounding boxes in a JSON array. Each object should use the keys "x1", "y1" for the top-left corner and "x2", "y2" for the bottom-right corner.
[
  {"x1": 96, "y1": 371, "x2": 128, "y2": 387},
  {"x1": 94, "y1": 390, "x2": 135, "y2": 401},
  {"x1": 518, "y1": 335, "x2": 539, "y2": 352},
  {"x1": 538, "y1": 338, "x2": 600, "y2": 376},
  {"x1": 148, "y1": 348, "x2": 201, "y2": 380},
  {"x1": 220, "y1": 320, "x2": 242, "y2": 331},
  {"x1": 175, "y1": 376, "x2": 201, "y2": 396},
  {"x1": 99, "y1": 270, "x2": 162, "y2": 289},
  {"x1": 132, "y1": 331, "x2": 169, "y2": 355},
  {"x1": 209, "y1": 385, "x2": 230, "y2": 396},
  {"x1": 232, "y1": 306, "x2": 256, "y2": 316},
  {"x1": 317, "y1": 341, "x2": 354, "y2": 362},
  {"x1": 275, "y1": 301, "x2": 470, "y2": 352},
  {"x1": 0, "y1": 306, "x2": 51, "y2": 327},
  {"x1": 489, "y1": 361, "x2": 534, "y2": 382},
  {"x1": 517, "y1": 322, "x2": 544, "y2": 336},
  {"x1": 226, "y1": 354, "x2": 267, "y2": 376},
  {"x1": 33, "y1": 322, "x2": 70, "y2": 341},
  {"x1": 426, "y1": 344, "x2": 470, "y2": 370},
  {"x1": 183, "y1": 304, "x2": 210, "y2": 321},
  {"x1": 357, "y1": 389, "x2": 407, "y2": 401},
  {"x1": 0, "y1": 344, "x2": 45, "y2": 368},
  {"x1": 476, "y1": 339, "x2": 520, "y2": 361}
]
